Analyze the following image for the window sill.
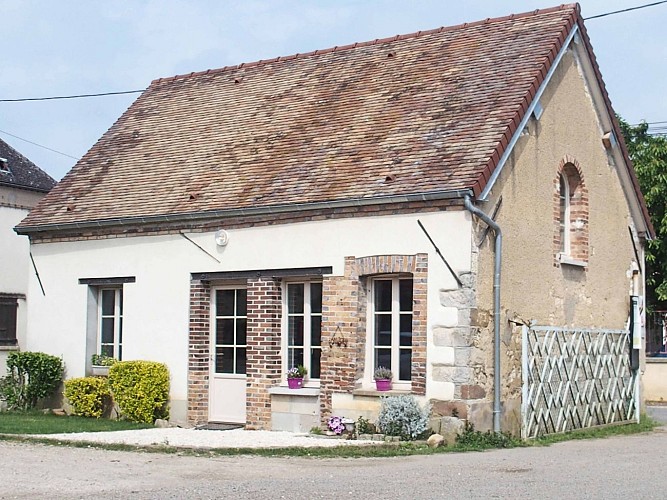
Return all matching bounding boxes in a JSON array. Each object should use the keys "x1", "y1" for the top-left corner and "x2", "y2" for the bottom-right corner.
[
  {"x1": 0, "y1": 343, "x2": 19, "y2": 351},
  {"x1": 352, "y1": 387, "x2": 412, "y2": 397},
  {"x1": 269, "y1": 386, "x2": 320, "y2": 397},
  {"x1": 558, "y1": 254, "x2": 587, "y2": 268}
]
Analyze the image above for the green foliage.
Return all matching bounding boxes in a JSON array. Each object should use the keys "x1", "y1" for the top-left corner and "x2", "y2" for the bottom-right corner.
[
  {"x1": 455, "y1": 420, "x2": 516, "y2": 449},
  {"x1": 0, "y1": 352, "x2": 64, "y2": 411},
  {"x1": 108, "y1": 361, "x2": 169, "y2": 423},
  {"x1": 64, "y1": 377, "x2": 111, "y2": 418},
  {"x1": 356, "y1": 415, "x2": 377, "y2": 434},
  {"x1": 91, "y1": 354, "x2": 117, "y2": 367},
  {"x1": 376, "y1": 395, "x2": 431, "y2": 440},
  {"x1": 373, "y1": 366, "x2": 393, "y2": 380},
  {"x1": 619, "y1": 117, "x2": 667, "y2": 305},
  {"x1": 0, "y1": 410, "x2": 151, "y2": 434}
]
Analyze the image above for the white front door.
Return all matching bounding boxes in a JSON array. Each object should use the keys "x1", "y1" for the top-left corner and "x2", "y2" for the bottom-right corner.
[{"x1": 209, "y1": 288, "x2": 247, "y2": 423}]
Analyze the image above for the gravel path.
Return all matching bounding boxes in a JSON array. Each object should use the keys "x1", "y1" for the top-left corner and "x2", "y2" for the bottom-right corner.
[{"x1": 30, "y1": 427, "x2": 370, "y2": 448}]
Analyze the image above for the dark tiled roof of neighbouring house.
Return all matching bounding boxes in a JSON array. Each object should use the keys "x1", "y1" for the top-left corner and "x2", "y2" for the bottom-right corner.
[
  {"x1": 0, "y1": 138, "x2": 56, "y2": 193},
  {"x1": 20, "y1": 4, "x2": 618, "y2": 231}
]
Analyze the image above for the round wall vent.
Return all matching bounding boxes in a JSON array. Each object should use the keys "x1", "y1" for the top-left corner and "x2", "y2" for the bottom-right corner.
[{"x1": 214, "y1": 229, "x2": 229, "y2": 246}]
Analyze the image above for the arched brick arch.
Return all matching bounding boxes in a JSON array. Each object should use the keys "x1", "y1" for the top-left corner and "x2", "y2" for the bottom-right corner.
[{"x1": 553, "y1": 156, "x2": 589, "y2": 265}]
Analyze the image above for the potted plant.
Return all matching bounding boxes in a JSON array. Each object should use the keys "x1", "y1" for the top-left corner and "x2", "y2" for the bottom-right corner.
[
  {"x1": 374, "y1": 366, "x2": 393, "y2": 391},
  {"x1": 91, "y1": 354, "x2": 117, "y2": 376},
  {"x1": 286, "y1": 365, "x2": 307, "y2": 389}
]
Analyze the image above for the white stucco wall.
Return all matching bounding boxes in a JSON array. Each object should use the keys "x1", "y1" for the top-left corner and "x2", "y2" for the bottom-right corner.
[{"x1": 26, "y1": 210, "x2": 472, "y2": 420}]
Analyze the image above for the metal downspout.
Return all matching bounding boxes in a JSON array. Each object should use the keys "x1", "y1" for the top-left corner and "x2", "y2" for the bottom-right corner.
[{"x1": 464, "y1": 195, "x2": 502, "y2": 433}]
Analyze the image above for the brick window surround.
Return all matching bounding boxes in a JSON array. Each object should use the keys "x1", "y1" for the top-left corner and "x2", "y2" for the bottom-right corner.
[
  {"x1": 319, "y1": 254, "x2": 427, "y2": 423},
  {"x1": 553, "y1": 156, "x2": 588, "y2": 266}
]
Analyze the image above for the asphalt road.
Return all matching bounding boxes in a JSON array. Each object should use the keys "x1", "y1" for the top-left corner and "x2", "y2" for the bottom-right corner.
[{"x1": 1, "y1": 428, "x2": 666, "y2": 499}]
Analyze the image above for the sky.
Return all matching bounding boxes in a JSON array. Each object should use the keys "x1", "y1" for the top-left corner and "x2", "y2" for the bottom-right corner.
[{"x1": 1, "y1": 0, "x2": 666, "y2": 181}]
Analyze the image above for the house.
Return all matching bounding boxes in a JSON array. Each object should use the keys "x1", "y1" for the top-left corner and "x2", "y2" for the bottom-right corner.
[
  {"x1": 1, "y1": 139, "x2": 56, "y2": 373},
  {"x1": 15, "y1": 4, "x2": 654, "y2": 435}
]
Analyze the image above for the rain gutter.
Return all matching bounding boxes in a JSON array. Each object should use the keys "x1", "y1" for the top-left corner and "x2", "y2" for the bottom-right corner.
[
  {"x1": 479, "y1": 24, "x2": 579, "y2": 201},
  {"x1": 14, "y1": 189, "x2": 473, "y2": 235},
  {"x1": 464, "y1": 195, "x2": 502, "y2": 433}
]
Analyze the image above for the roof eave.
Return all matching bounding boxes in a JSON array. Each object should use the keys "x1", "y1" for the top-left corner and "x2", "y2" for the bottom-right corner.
[{"x1": 14, "y1": 188, "x2": 473, "y2": 236}]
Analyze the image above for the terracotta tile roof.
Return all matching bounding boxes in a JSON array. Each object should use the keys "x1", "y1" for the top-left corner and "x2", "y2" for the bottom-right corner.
[
  {"x1": 0, "y1": 138, "x2": 56, "y2": 193},
  {"x1": 20, "y1": 4, "x2": 580, "y2": 229}
]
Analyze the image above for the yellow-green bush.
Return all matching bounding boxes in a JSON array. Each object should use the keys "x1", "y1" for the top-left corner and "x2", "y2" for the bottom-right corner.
[
  {"x1": 63, "y1": 377, "x2": 111, "y2": 418},
  {"x1": 108, "y1": 361, "x2": 169, "y2": 423}
]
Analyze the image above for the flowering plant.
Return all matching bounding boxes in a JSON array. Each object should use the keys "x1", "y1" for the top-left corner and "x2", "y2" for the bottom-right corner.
[
  {"x1": 286, "y1": 365, "x2": 307, "y2": 379},
  {"x1": 373, "y1": 366, "x2": 393, "y2": 380},
  {"x1": 327, "y1": 415, "x2": 345, "y2": 435}
]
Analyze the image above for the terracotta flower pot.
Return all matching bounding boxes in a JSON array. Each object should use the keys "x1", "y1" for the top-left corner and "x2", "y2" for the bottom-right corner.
[
  {"x1": 375, "y1": 379, "x2": 392, "y2": 391},
  {"x1": 288, "y1": 377, "x2": 304, "y2": 389}
]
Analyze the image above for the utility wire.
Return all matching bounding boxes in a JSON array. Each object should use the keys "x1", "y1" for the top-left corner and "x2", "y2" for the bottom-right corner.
[
  {"x1": 584, "y1": 0, "x2": 667, "y2": 19},
  {"x1": 0, "y1": 129, "x2": 80, "y2": 160},
  {"x1": 0, "y1": 89, "x2": 144, "y2": 102}
]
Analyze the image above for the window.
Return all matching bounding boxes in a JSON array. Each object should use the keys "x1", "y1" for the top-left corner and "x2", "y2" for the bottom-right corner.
[
  {"x1": 0, "y1": 297, "x2": 18, "y2": 346},
  {"x1": 213, "y1": 288, "x2": 247, "y2": 375},
  {"x1": 98, "y1": 288, "x2": 123, "y2": 359},
  {"x1": 371, "y1": 277, "x2": 413, "y2": 382},
  {"x1": 559, "y1": 172, "x2": 571, "y2": 255},
  {"x1": 285, "y1": 282, "x2": 322, "y2": 379}
]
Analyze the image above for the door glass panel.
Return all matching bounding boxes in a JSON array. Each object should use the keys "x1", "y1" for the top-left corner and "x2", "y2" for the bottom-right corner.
[
  {"x1": 101, "y1": 290, "x2": 115, "y2": 315},
  {"x1": 101, "y1": 318, "x2": 114, "y2": 343},
  {"x1": 236, "y1": 318, "x2": 247, "y2": 345},
  {"x1": 216, "y1": 347, "x2": 234, "y2": 373},
  {"x1": 400, "y1": 314, "x2": 412, "y2": 346},
  {"x1": 236, "y1": 289, "x2": 247, "y2": 315},
  {"x1": 288, "y1": 348, "x2": 304, "y2": 369},
  {"x1": 374, "y1": 280, "x2": 392, "y2": 312},
  {"x1": 288, "y1": 316, "x2": 304, "y2": 345},
  {"x1": 311, "y1": 283, "x2": 322, "y2": 314},
  {"x1": 236, "y1": 348, "x2": 247, "y2": 374},
  {"x1": 311, "y1": 316, "x2": 321, "y2": 346},
  {"x1": 310, "y1": 349, "x2": 321, "y2": 379},
  {"x1": 287, "y1": 284, "x2": 304, "y2": 314},
  {"x1": 399, "y1": 349, "x2": 412, "y2": 381},
  {"x1": 216, "y1": 319, "x2": 234, "y2": 345},
  {"x1": 101, "y1": 344, "x2": 114, "y2": 357},
  {"x1": 216, "y1": 290, "x2": 235, "y2": 316}
]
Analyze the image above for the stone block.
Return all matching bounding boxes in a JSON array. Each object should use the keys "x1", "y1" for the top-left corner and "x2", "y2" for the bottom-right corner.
[
  {"x1": 429, "y1": 416, "x2": 464, "y2": 445},
  {"x1": 432, "y1": 366, "x2": 473, "y2": 384},
  {"x1": 461, "y1": 384, "x2": 486, "y2": 399},
  {"x1": 433, "y1": 326, "x2": 472, "y2": 347},
  {"x1": 439, "y1": 288, "x2": 475, "y2": 308},
  {"x1": 428, "y1": 346, "x2": 455, "y2": 366},
  {"x1": 431, "y1": 400, "x2": 469, "y2": 420},
  {"x1": 470, "y1": 308, "x2": 491, "y2": 328},
  {"x1": 469, "y1": 347, "x2": 486, "y2": 366},
  {"x1": 427, "y1": 433, "x2": 445, "y2": 448},
  {"x1": 467, "y1": 401, "x2": 493, "y2": 432},
  {"x1": 454, "y1": 347, "x2": 471, "y2": 366},
  {"x1": 427, "y1": 380, "x2": 455, "y2": 400}
]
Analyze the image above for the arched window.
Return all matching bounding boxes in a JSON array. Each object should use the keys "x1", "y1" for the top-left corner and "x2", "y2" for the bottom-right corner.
[
  {"x1": 555, "y1": 159, "x2": 588, "y2": 266},
  {"x1": 559, "y1": 172, "x2": 571, "y2": 255}
]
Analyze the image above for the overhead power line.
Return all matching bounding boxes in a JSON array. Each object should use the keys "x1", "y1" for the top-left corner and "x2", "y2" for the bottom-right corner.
[
  {"x1": 584, "y1": 0, "x2": 667, "y2": 20},
  {"x1": 0, "y1": 89, "x2": 144, "y2": 103},
  {"x1": 0, "y1": 129, "x2": 80, "y2": 160}
]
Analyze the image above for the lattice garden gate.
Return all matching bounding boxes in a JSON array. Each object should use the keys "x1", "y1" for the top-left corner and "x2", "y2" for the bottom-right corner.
[{"x1": 521, "y1": 325, "x2": 639, "y2": 439}]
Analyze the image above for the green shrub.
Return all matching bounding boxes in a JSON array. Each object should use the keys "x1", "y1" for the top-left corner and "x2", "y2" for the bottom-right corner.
[
  {"x1": 108, "y1": 361, "x2": 169, "y2": 423},
  {"x1": 376, "y1": 395, "x2": 431, "y2": 440},
  {"x1": 455, "y1": 420, "x2": 517, "y2": 448},
  {"x1": 0, "y1": 352, "x2": 64, "y2": 411},
  {"x1": 64, "y1": 377, "x2": 111, "y2": 418}
]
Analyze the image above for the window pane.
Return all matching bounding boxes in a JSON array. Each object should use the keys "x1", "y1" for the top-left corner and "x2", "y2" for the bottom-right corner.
[
  {"x1": 101, "y1": 318, "x2": 115, "y2": 343},
  {"x1": 311, "y1": 316, "x2": 321, "y2": 347},
  {"x1": 376, "y1": 349, "x2": 391, "y2": 371},
  {"x1": 118, "y1": 345, "x2": 122, "y2": 361},
  {"x1": 288, "y1": 348, "x2": 304, "y2": 369},
  {"x1": 101, "y1": 290, "x2": 115, "y2": 315},
  {"x1": 310, "y1": 349, "x2": 321, "y2": 379},
  {"x1": 101, "y1": 344, "x2": 114, "y2": 358},
  {"x1": 288, "y1": 316, "x2": 304, "y2": 346},
  {"x1": 400, "y1": 314, "x2": 412, "y2": 346},
  {"x1": 236, "y1": 348, "x2": 247, "y2": 375},
  {"x1": 310, "y1": 283, "x2": 322, "y2": 314},
  {"x1": 119, "y1": 318, "x2": 123, "y2": 343},
  {"x1": 216, "y1": 319, "x2": 234, "y2": 345},
  {"x1": 399, "y1": 279, "x2": 413, "y2": 312},
  {"x1": 374, "y1": 280, "x2": 392, "y2": 312},
  {"x1": 216, "y1": 290, "x2": 235, "y2": 316},
  {"x1": 288, "y1": 284, "x2": 304, "y2": 314},
  {"x1": 236, "y1": 289, "x2": 247, "y2": 316},
  {"x1": 215, "y1": 347, "x2": 234, "y2": 373},
  {"x1": 399, "y1": 349, "x2": 412, "y2": 381},
  {"x1": 236, "y1": 318, "x2": 247, "y2": 345},
  {"x1": 375, "y1": 314, "x2": 391, "y2": 346}
]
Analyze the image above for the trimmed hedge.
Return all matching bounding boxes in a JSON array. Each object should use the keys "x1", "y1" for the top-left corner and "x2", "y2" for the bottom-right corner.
[
  {"x1": 64, "y1": 377, "x2": 111, "y2": 418},
  {"x1": 108, "y1": 361, "x2": 169, "y2": 423},
  {"x1": 0, "y1": 351, "x2": 64, "y2": 411}
]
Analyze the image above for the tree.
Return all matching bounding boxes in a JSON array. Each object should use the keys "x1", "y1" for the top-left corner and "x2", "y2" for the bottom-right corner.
[{"x1": 618, "y1": 118, "x2": 667, "y2": 307}]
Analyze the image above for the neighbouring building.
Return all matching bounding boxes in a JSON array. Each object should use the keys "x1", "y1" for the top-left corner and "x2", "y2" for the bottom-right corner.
[
  {"x1": 1, "y1": 139, "x2": 56, "y2": 373},
  {"x1": 15, "y1": 4, "x2": 653, "y2": 435}
]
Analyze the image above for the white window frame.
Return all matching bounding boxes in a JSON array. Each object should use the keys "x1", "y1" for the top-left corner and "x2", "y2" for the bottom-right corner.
[
  {"x1": 365, "y1": 276, "x2": 413, "y2": 391},
  {"x1": 282, "y1": 280, "x2": 322, "y2": 385},
  {"x1": 211, "y1": 286, "x2": 248, "y2": 378},
  {"x1": 98, "y1": 288, "x2": 122, "y2": 360}
]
